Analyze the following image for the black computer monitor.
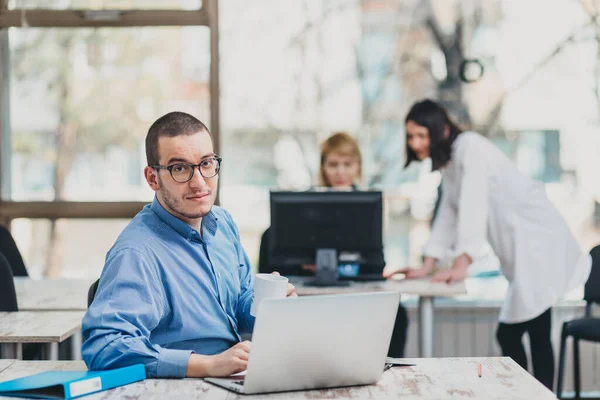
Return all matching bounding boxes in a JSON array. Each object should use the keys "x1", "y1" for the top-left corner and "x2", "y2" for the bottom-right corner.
[{"x1": 269, "y1": 190, "x2": 384, "y2": 285}]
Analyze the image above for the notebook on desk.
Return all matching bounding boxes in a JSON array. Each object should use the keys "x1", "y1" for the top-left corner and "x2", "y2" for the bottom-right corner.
[
  {"x1": 0, "y1": 364, "x2": 145, "y2": 399},
  {"x1": 205, "y1": 291, "x2": 400, "y2": 394}
]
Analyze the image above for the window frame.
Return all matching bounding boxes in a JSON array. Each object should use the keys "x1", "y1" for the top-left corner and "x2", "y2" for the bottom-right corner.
[{"x1": 0, "y1": 0, "x2": 220, "y2": 227}]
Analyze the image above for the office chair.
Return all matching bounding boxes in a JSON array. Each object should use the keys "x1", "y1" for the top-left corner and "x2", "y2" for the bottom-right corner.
[
  {"x1": 0, "y1": 252, "x2": 44, "y2": 360},
  {"x1": 0, "y1": 253, "x2": 18, "y2": 358},
  {"x1": 258, "y1": 227, "x2": 271, "y2": 274},
  {"x1": 556, "y1": 245, "x2": 600, "y2": 399},
  {"x1": 88, "y1": 279, "x2": 100, "y2": 308},
  {"x1": 0, "y1": 225, "x2": 28, "y2": 277},
  {"x1": 258, "y1": 227, "x2": 312, "y2": 276},
  {"x1": 0, "y1": 253, "x2": 18, "y2": 312}
]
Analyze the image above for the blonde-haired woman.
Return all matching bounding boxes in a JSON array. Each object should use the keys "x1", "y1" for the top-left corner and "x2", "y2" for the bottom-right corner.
[
  {"x1": 318, "y1": 132, "x2": 362, "y2": 188},
  {"x1": 259, "y1": 132, "x2": 363, "y2": 277},
  {"x1": 260, "y1": 131, "x2": 408, "y2": 357}
]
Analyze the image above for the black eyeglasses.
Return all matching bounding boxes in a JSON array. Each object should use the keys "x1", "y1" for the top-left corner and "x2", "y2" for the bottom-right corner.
[{"x1": 150, "y1": 157, "x2": 222, "y2": 183}]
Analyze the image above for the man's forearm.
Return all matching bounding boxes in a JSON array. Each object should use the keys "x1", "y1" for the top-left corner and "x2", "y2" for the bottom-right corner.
[{"x1": 185, "y1": 353, "x2": 214, "y2": 377}]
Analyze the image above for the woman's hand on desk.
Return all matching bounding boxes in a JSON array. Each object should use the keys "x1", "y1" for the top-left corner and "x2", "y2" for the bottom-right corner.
[
  {"x1": 383, "y1": 257, "x2": 435, "y2": 279},
  {"x1": 382, "y1": 265, "x2": 432, "y2": 279},
  {"x1": 431, "y1": 254, "x2": 471, "y2": 284}
]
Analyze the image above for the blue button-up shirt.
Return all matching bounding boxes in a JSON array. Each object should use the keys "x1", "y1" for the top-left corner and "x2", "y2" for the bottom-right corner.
[{"x1": 81, "y1": 197, "x2": 255, "y2": 378}]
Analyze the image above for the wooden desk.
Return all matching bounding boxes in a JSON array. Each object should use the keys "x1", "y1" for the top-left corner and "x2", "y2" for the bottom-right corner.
[
  {"x1": 294, "y1": 277, "x2": 467, "y2": 358},
  {"x1": 14, "y1": 278, "x2": 92, "y2": 361},
  {"x1": 0, "y1": 360, "x2": 15, "y2": 375},
  {"x1": 0, "y1": 312, "x2": 84, "y2": 361},
  {"x1": 14, "y1": 278, "x2": 93, "y2": 312},
  {"x1": 0, "y1": 357, "x2": 556, "y2": 399},
  {"x1": 12, "y1": 277, "x2": 465, "y2": 360}
]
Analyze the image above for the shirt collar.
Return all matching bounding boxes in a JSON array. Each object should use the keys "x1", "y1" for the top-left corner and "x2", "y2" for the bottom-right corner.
[{"x1": 150, "y1": 196, "x2": 219, "y2": 240}]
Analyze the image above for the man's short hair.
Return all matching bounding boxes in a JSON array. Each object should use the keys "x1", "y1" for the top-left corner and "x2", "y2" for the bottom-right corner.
[{"x1": 145, "y1": 112, "x2": 210, "y2": 166}]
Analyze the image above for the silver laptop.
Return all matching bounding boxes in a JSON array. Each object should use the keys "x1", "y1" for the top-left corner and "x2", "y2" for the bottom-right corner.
[{"x1": 204, "y1": 291, "x2": 400, "y2": 394}]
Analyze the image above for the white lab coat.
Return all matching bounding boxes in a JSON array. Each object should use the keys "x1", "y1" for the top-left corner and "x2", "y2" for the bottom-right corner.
[{"x1": 423, "y1": 132, "x2": 591, "y2": 323}]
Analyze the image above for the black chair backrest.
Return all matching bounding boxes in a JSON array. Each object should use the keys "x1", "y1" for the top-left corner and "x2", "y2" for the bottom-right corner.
[
  {"x1": 0, "y1": 253, "x2": 18, "y2": 312},
  {"x1": 257, "y1": 227, "x2": 271, "y2": 274},
  {"x1": 0, "y1": 225, "x2": 28, "y2": 277},
  {"x1": 87, "y1": 279, "x2": 100, "y2": 308},
  {"x1": 584, "y1": 245, "x2": 600, "y2": 307}
]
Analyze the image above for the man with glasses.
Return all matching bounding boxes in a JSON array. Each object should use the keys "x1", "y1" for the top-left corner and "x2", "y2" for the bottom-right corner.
[{"x1": 82, "y1": 112, "x2": 296, "y2": 379}]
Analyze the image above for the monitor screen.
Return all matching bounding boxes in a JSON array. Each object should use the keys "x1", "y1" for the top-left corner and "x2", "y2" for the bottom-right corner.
[{"x1": 269, "y1": 190, "x2": 384, "y2": 274}]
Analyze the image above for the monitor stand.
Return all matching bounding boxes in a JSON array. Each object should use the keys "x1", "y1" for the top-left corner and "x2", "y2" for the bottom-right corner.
[{"x1": 303, "y1": 248, "x2": 349, "y2": 287}]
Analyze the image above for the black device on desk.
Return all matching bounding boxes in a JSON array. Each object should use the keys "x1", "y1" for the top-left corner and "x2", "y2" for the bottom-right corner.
[{"x1": 269, "y1": 190, "x2": 385, "y2": 286}]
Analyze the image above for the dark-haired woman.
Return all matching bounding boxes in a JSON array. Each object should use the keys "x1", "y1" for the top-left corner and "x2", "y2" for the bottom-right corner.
[{"x1": 385, "y1": 99, "x2": 591, "y2": 390}]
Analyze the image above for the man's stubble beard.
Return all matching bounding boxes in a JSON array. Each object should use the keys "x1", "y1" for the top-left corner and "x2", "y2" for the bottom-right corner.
[{"x1": 157, "y1": 175, "x2": 208, "y2": 220}]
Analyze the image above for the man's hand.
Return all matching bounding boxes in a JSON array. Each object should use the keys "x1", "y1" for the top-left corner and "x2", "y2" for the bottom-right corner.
[
  {"x1": 271, "y1": 271, "x2": 297, "y2": 297},
  {"x1": 431, "y1": 253, "x2": 471, "y2": 284},
  {"x1": 186, "y1": 341, "x2": 252, "y2": 378}
]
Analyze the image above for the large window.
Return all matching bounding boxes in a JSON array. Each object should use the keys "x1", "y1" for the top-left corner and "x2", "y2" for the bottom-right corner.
[
  {"x1": 2, "y1": 0, "x2": 600, "y2": 277},
  {"x1": 0, "y1": 2, "x2": 216, "y2": 278},
  {"x1": 219, "y1": 0, "x2": 600, "y2": 269},
  {"x1": 11, "y1": 218, "x2": 130, "y2": 278},
  {"x1": 8, "y1": 26, "x2": 210, "y2": 201}
]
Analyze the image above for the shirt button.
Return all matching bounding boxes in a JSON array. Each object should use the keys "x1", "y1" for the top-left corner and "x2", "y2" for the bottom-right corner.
[{"x1": 217, "y1": 273, "x2": 221, "y2": 279}]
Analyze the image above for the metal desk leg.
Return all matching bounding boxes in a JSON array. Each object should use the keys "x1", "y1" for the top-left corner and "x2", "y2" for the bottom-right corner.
[
  {"x1": 71, "y1": 331, "x2": 82, "y2": 361},
  {"x1": 48, "y1": 343, "x2": 59, "y2": 361},
  {"x1": 418, "y1": 296, "x2": 434, "y2": 358},
  {"x1": 16, "y1": 343, "x2": 22, "y2": 360}
]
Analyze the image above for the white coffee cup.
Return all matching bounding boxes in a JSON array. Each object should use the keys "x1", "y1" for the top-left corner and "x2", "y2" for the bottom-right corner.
[{"x1": 250, "y1": 273, "x2": 289, "y2": 317}]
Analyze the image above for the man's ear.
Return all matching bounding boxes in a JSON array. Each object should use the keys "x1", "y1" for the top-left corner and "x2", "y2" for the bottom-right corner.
[{"x1": 144, "y1": 166, "x2": 160, "y2": 192}]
